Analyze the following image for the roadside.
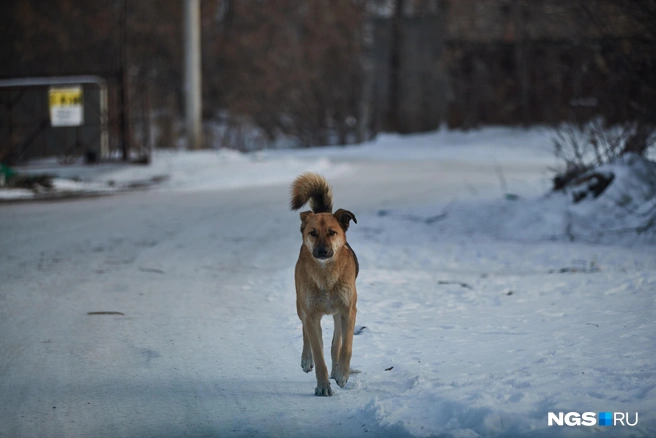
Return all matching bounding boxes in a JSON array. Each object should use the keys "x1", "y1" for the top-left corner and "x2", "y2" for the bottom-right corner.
[{"x1": 1, "y1": 127, "x2": 553, "y2": 203}]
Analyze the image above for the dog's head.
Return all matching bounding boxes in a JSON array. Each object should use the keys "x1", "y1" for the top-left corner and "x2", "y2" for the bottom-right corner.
[{"x1": 299, "y1": 209, "x2": 357, "y2": 261}]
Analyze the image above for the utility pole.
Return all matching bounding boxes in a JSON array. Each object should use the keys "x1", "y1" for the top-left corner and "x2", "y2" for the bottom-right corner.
[
  {"x1": 184, "y1": 0, "x2": 202, "y2": 149},
  {"x1": 387, "y1": 0, "x2": 405, "y2": 133}
]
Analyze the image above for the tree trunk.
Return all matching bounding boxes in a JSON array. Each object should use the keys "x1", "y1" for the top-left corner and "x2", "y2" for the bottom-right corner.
[{"x1": 386, "y1": 0, "x2": 405, "y2": 133}]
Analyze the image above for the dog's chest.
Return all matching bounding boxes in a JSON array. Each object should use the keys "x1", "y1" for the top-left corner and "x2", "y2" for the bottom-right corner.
[{"x1": 306, "y1": 284, "x2": 351, "y2": 314}]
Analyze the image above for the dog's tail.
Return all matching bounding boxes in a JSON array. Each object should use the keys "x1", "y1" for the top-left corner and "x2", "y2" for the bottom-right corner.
[{"x1": 290, "y1": 173, "x2": 333, "y2": 213}]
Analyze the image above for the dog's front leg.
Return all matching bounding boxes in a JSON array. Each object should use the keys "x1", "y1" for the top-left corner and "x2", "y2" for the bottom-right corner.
[
  {"x1": 333, "y1": 306, "x2": 357, "y2": 388},
  {"x1": 301, "y1": 325, "x2": 314, "y2": 373},
  {"x1": 330, "y1": 314, "x2": 342, "y2": 379},
  {"x1": 304, "y1": 315, "x2": 332, "y2": 396},
  {"x1": 297, "y1": 299, "x2": 314, "y2": 372}
]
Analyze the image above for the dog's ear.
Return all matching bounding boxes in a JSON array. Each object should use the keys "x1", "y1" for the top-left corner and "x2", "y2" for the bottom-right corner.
[
  {"x1": 299, "y1": 210, "x2": 313, "y2": 232},
  {"x1": 334, "y1": 208, "x2": 357, "y2": 231}
]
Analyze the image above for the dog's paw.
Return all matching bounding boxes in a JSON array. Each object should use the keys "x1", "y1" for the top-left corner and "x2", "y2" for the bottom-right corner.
[
  {"x1": 333, "y1": 367, "x2": 349, "y2": 388},
  {"x1": 315, "y1": 384, "x2": 333, "y2": 397},
  {"x1": 301, "y1": 358, "x2": 314, "y2": 373}
]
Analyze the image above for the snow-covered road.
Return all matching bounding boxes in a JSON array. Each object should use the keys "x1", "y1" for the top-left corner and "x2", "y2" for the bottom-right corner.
[{"x1": 1, "y1": 130, "x2": 654, "y2": 437}]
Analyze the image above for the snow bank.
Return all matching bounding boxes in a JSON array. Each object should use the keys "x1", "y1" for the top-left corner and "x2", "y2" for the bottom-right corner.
[
  {"x1": 92, "y1": 127, "x2": 558, "y2": 192},
  {"x1": 262, "y1": 126, "x2": 557, "y2": 166},
  {"x1": 3, "y1": 149, "x2": 351, "y2": 200},
  {"x1": 0, "y1": 188, "x2": 33, "y2": 200},
  {"x1": 105, "y1": 150, "x2": 351, "y2": 192},
  {"x1": 565, "y1": 153, "x2": 656, "y2": 242},
  {"x1": 5, "y1": 126, "x2": 557, "y2": 201},
  {"x1": 363, "y1": 151, "x2": 655, "y2": 246}
]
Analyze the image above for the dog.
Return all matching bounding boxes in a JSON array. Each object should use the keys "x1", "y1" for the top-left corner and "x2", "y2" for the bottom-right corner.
[{"x1": 290, "y1": 173, "x2": 358, "y2": 396}]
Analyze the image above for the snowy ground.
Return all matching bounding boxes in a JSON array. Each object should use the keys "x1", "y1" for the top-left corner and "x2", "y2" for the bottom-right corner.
[
  {"x1": 2, "y1": 127, "x2": 554, "y2": 200},
  {"x1": 0, "y1": 128, "x2": 654, "y2": 438}
]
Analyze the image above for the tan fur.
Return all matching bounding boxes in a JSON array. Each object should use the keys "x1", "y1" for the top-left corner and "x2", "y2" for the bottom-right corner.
[
  {"x1": 290, "y1": 173, "x2": 333, "y2": 213},
  {"x1": 290, "y1": 173, "x2": 358, "y2": 396}
]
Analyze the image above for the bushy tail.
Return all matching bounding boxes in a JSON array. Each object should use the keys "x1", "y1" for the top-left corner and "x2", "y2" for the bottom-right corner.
[{"x1": 290, "y1": 173, "x2": 333, "y2": 213}]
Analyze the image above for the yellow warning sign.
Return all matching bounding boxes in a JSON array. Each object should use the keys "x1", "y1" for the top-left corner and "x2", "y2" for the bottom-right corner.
[
  {"x1": 49, "y1": 86, "x2": 84, "y2": 126},
  {"x1": 49, "y1": 87, "x2": 83, "y2": 106}
]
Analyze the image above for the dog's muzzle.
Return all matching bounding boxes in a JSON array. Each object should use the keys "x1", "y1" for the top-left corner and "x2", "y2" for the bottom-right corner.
[{"x1": 313, "y1": 246, "x2": 333, "y2": 260}]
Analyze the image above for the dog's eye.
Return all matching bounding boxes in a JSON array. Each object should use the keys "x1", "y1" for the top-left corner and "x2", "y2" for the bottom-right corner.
[
  {"x1": 309, "y1": 230, "x2": 318, "y2": 237},
  {"x1": 328, "y1": 230, "x2": 337, "y2": 236}
]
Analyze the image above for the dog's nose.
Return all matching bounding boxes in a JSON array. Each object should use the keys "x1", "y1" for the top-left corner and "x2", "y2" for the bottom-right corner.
[{"x1": 313, "y1": 246, "x2": 332, "y2": 259}]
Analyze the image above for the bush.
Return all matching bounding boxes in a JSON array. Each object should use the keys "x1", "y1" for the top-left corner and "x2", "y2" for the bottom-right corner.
[{"x1": 552, "y1": 119, "x2": 655, "y2": 190}]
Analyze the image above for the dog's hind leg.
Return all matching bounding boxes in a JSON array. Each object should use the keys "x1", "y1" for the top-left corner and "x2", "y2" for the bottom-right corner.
[
  {"x1": 301, "y1": 325, "x2": 314, "y2": 373},
  {"x1": 330, "y1": 314, "x2": 342, "y2": 379},
  {"x1": 304, "y1": 315, "x2": 333, "y2": 396}
]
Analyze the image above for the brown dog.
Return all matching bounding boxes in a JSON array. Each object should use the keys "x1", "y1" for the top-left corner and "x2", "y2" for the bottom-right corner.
[{"x1": 290, "y1": 173, "x2": 359, "y2": 396}]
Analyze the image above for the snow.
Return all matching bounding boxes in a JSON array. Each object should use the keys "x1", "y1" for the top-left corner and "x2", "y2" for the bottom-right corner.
[
  {"x1": 3, "y1": 151, "x2": 351, "y2": 199},
  {"x1": 105, "y1": 151, "x2": 351, "y2": 192},
  {"x1": 261, "y1": 126, "x2": 557, "y2": 166},
  {"x1": 0, "y1": 127, "x2": 654, "y2": 438},
  {"x1": 4, "y1": 127, "x2": 553, "y2": 200},
  {"x1": 0, "y1": 188, "x2": 33, "y2": 199},
  {"x1": 349, "y1": 216, "x2": 655, "y2": 437}
]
